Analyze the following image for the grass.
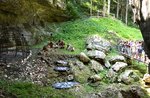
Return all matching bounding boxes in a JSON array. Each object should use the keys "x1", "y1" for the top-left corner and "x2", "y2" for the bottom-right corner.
[
  {"x1": 52, "y1": 17, "x2": 142, "y2": 54},
  {"x1": 0, "y1": 80, "x2": 75, "y2": 98}
]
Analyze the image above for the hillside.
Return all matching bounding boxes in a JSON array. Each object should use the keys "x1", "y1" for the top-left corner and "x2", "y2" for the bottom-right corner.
[{"x1": 41, "y1": 17, "x2": 142, "y2": 54}]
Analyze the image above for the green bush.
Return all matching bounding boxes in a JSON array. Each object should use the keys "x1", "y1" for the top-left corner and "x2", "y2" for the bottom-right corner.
[{"x1": 67, "y1": 2, "x2": 80, "y2": 19}]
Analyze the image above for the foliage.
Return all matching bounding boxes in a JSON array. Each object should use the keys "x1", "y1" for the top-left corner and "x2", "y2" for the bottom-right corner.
[
  {"x1": 67, "y1": 2, "x2": 80, "y2": 19},
  {"x1": 131, "y1": 60, "x2": 147, "y2": 75}
]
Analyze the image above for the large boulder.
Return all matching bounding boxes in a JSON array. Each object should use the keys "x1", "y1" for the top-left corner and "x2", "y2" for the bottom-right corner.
[
  {"x1": 118, "y1": 70, "x2": 139, "y2": 84},
  {"x1": 86, "y1": 35, "x2": 111, "y2": 53},
  {"x1": 79, "y1": 52, "x2": 90, "y2": 63},
  {"x1": 68, "y1": 60, "x2": 92, "y2": 83},
  {"x1": 109, "y1": 55, "x2": 126, "y2": 65},
  {"x1": 88, "y1": 74, "x2": 102, "y2": 83},
  {"x1": 112, "y1": 62, "x2": 128, "y2": 72},
  {"x1": 89, "y1": 60, "x2": 104, "y2": 73},
  {"x1": 87, "y1": 50, "x2": 106, "y2": 60}
]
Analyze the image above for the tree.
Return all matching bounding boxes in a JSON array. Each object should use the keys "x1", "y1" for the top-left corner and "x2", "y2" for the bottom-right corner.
[
  {"x1": 103, "y1": 0, "x2": 106, "y2": 16},
  {"x1": 116, "y1": 0, "x2": 120, "y2": 18},
  {"x1": 107, "y1": 0, "x2": 111, "y2": 15},
  {"x1": 125, "y1": 0, "x2": 128, "y2": 24},
  {"x1": 90, "y1": 0, "x2": 93, "y2": 16}
]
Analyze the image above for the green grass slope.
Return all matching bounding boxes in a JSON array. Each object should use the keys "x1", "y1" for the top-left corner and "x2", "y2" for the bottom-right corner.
[{"x1": 53, "y1": 17, "x2": 142, "y2": 54}]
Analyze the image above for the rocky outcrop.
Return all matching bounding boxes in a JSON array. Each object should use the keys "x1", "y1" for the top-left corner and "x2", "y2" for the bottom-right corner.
[
  {"x1": 86, "y1": 35, "x2": 111, "y2": 53},
  {"x1": 112, "y1": 62, "x2": 128, "y2": 72},
  {"x1": 0, "y1": 0, "x2": 72, "y2": 46},
  {"x1": 0, "y1": 0, "x2": 70, "y2": 25},
  {"x1": 109, "y1": 55, "x2": 126, "y2": 64}
]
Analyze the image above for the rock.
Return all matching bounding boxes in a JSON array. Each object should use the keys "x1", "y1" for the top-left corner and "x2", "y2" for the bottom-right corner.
[
  {"x1": 109, "y1": 55, "x2": 126, "y2": 64},
  {"x1": 118, "y1": 70, "x2": 139, "y2": 84},
  {"x1": 66, "y1": 44, "x2": 75, "y2": 52},
  {"x1": 67, "y1": 75, "x2": 74, "y2": 81},
  {"x1": 118, "y1": 70, "x2": 133, "y2": 84},
  {"x1": 6, "y1": 64, "x2": 10, "y2": 68},
  {"x1": 117, "y1": 92, "x2": 124, "y2": 98},
  {"x1": 143, "y1": 74, "x2": 150, "y2": 83},
  {"x1": 69, "y1": 61, "x2": 92, "y2": 83},
  {"x1": 56, "y1": 60, "x2": 68, "y2": 65},
  {"x1": 54, "y1": 66, "x2": 70, "y2": 72},
  {"x1": 106, "y1": 68, "x2": 118, "y2": 82},
  {"x1": 52, "y1": 82, "x2": 79, "y2": 89},
  {"x1": 88, "y1": 74, "x2": 102, "y2": 83},
  {"x1": 86, "y1": 35, "x2": 111, "y2": 53},
  {"x1": 112, "y1": 62, "x2": 128, "y2": 72},
  {"x1": 104, "y1": 60, "x2": 111, "y2": 68},
  {"x1": 75, "y1": 60, "x2": 85, "y2": 70},
  {"x1": 106, "y1": 68, "x2": 117, "y2": 78},
  {"x1": 87, "y1": 50, "x2": 106, "y2": 60},
  {"x1": 90, "y1": 60, "x2": 103, "y2": 73},
  {"x1": 79, "y1": 52, "x2": 90, "y2": 63}
]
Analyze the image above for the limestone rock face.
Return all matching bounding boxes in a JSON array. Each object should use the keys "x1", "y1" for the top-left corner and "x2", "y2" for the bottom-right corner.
[
  {"x1": 112, "y1": 62, "x2": 128, "y2": 72},
  {"x1": 86, "y1": 35, "x2": 111, "y2": 53},
  {"x1": 0, "y1": 0, "x2": 71, "y2": 45},
  {"x1": 0, "y1": 0, "x2": 69, "y2": 25}
]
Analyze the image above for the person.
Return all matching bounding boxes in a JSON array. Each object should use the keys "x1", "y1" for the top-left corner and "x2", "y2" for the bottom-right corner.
[
  {"x1": 118, "y1": 40, "x2": 122, "y2": 52},
  {"x1": 131, "y1": 41, "x2": 136, "y2": 58},
  {"x1": 137, "y1": 41, "x2": 143, "y2": 61},
  {"x1": 126, "y1": 41, "x2": 131, "y2": 56}
]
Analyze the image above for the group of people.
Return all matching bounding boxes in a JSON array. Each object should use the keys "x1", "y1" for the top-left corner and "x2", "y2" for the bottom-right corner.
[{"x1": 117, "y1": 40, "x2": 149, "y2": 63}]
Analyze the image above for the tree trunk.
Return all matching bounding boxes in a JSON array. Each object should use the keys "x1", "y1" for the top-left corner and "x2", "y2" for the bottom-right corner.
[
  {"x1": 107, "y1": 0, "x2": 111, "y2": 15},
  {"x1": 116, "y1": 0, "x2": 120, "y2": 18},
  {"x1": 125, "y1": 0, "x2": 128, "y2": 25},
  {"x1": 90, "y1": 0, "x2": 92, "y2": 16},
  {"x1": 103, "y1": 0, "x2": 106, "y2": 17}
]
